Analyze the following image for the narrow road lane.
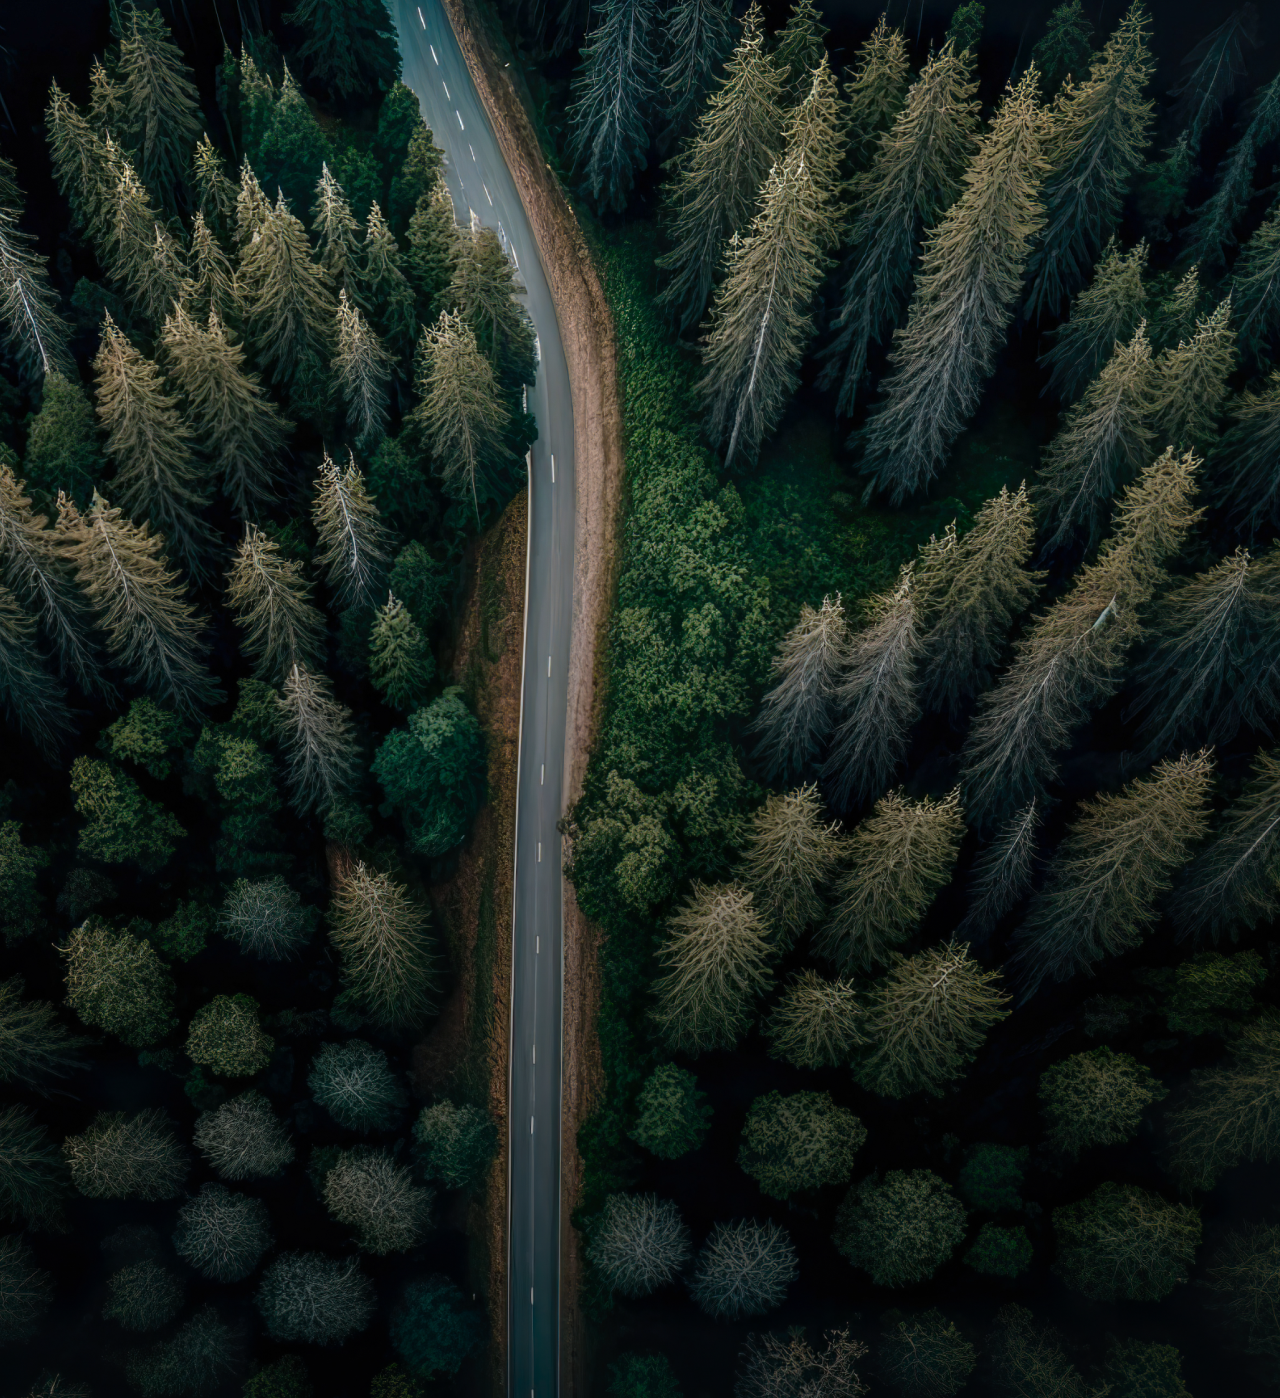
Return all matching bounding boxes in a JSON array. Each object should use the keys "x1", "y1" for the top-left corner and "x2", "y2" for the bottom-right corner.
[{"x1": 391, "y1": 6, "x2": 574, "y2": 1396}]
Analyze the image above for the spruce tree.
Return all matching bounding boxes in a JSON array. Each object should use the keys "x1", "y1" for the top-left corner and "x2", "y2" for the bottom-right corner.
[
  {"x1": 1135, "y1": 130, "x2": 1194, "y2": 244},
  {"x1": 819, "y1": 43, "x2": 980, "y2": 416},
  {"x1": 93, "y1": 313, "x2": 214, "y2": 578},
  {"x1": 46, "y1": 81, "x2": 117, "y2": 241},
  {"x1": 227, "y1": 525, "x2": 326, "y2": 683},
  {"x1": 22, "y1": 371, "x2": 104, "y2": 504},
  {"x1": 765, "y1": 970, "x2": 864, "y2": 1069},
  {"x1": 960, "y1": 801, "x2": 1041, "y2": 937},
  {"x1": 312, "y1": 451, "x2": 390, "y2": 611},
  {"x1": 1024, "y1": 3, "x2": 1154, "y2": 319},
  {"x1": 659, "y1": 0, "x2": 736, "y2": 148},
  {"x1": 656, "y1": 3, "x2": 786, "y2": 333},
  {"x1": 1149, "y1": 297, "x2": 1235, "y2": 452},
  {"x1": 946, "y1": 1, "x2": 984, "y2": 54},
  {"x1": 566, "y1": 0, "x2": 657, "y2": 212},
  {"x1": 919, "y1": 484, "x2": 1042, "y2": 717},
  {"x1": 56, "y1": 491, "x2": 219, "y2": 715},
  {"x1": 88, "y1": 57, "x2": 127, "y2": 139},
  {"x1": 737, "y1": 784, "x2": 842, "y2": 946},
  {"x1": 405, "y1": 175, "x2": 462, "y2": 327},
  {"x1": 1216, "y1": 371, "x2": 1280, "y2": 534},
  {"x1": 1152, "y1": 263, "x2": 1204, "y2": 351},
  {"x1": 1032, "y1": 0, "x2": 1094, "y2": 97},
  {"x1": 312, "y1": 164, "x2": 366, "y2": 308},
  {"x1": 1128, "y1": 546, "x2": 1280, "y2": 761},
  {"x1": 334, "y1": 291, "x2": 395, "y2": 451},
  {"x1": 841, "y1": 15, "x2": 911, "y2": 170},
  {"x1": 1169, "y1": 8, "x2": 1259, "y2": 146},
  {"x1": 276, "y1": 663, "x2": 359, "y2": 814},
  {"x1": 192, "y1": 134, "x2": 238, "y2": 240},
  {"x1": 283, "y1": 0, "x2": 402, "y2": 100},
  {"x1": 0, "y1": 190, "x2": 74, "y2": 381},
  {"x1": 388, "y1": 116, "x2": 444, "y2": 232},
  {"x1": 1038, "y1": 238, "x2": 1148, "y2": 402},
  {"x1": 1011, "y1": 752, "x2": 1213, "y2": 995},
  {"x1": 699, "y1": 60, "x2": 843, "y2": 467},
  {"x1": 412, "y1": 310, "x2": 510, "y2": 525},
  {"x1": 961, "y1": 447, "x2": 1201, "y2": 828},
  {"x1": 115, "y1": 6, "x2": 202, "y2": 208},
  {"x1": 102, "y1": 153, "x2": 185, "y2": 327},
  {"x1": 255, "y1": 67, "x2": 332, "y2": 216},
  {"x1": 161, "y1": 305, "x2": 293, "y2": 515},
  {"x1": 361, "y1": 203, "x2": 417, "y2": 356},
  {"x1": 772, "y1": 0, "x2": 828, "y2": 103},
  {"x1": 750, "y1": 593, "x2": 848, "y2": 781},
  {"x1": 186, "y1": 212, "x2": 238, "y2": 323},
  {"x1": 447, "y1": 216, "x2": 536, "y2": 391},
  {"x1": 857, "y1": 69, "x2": 1049, "y2": 502},
  {"x1": 235, "y1": 158, "x2": 271, "y2": 249},
  {"x1": 0, "y1": 585, "x2": 74, "y2": 754},
  {"x1": 1037, "y1": 321, "x2": 1155, "y2": 552},
  {"x1": 1232, "y1": 202, "x2": 1280, "y2": 370},
  {"x1": 369, "y1": 593, "x2": 434, "y2": 711}
]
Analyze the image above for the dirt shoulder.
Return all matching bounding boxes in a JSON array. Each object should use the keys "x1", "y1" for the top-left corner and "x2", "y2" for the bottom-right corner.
[{"x1": 434, "y1": 2, "x2": 623, "y2": 1394}]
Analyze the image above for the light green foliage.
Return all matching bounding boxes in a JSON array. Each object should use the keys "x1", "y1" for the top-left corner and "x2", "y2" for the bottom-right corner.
[
  {"x1": 70, "y1": 757, "x2": 184, "y2": 872},
  {"x1": 1104, "y1": 1338, "x2": 1192, "y2": 1398},
  {"x1": 221, "y1": 877, "x2": 315, "y2": 961},
  {"x1": 687, "y1": 1218, "x2": 796, "y2": 1319},
  {"x1": 965, "y1": 1223, "x2": 1032, "y2": 1277},
  {"x1": 879, "y1": 1310, "x2": 976, "y2": 1397},
  {"x1": 367, "y1": 1364, "x2": 417, "y2": 1398},
  {"x1": 370, "y1": 593, "x2": 435, "y2": 710},
  {"x1": 0, "y1": 977, "x2": 88, "y2": 1088},
  {"x1": 390, "y1": 1274, "x2": 484, "y2": 1378},
  {"x1": 1039, "y1": 239, "x2": 1147, "y2": 402},
  {"x1": 284, "y1": 0, "x2": 401, "y2": 99},
  {"x1": 98, "y1": 698, "x2": 189, "y2": 779},
  {"x1": 63, "y1": 1108, "x2": 187, "y2": 1200},
  {"x1": 1161, "y1": 951, "x2": 1267, "y2": 1035},
  {"x1": 628, "y1": 1065, "x2": 711, "y2": 1160},
  {"x1": 309, "y1": 1039, "x2": 407, "y2": 1132},
  {"x1": 243, "y1": 1355, "x2": 313, "y2": 1398},
  {"x1": 61, "y1": 921, "x2": 176, "y2": 1047},
  {"x1": 192, "y1": 723, "x2": 287, "y2": 878},
  {"x1": 1204, "y1": 1224, "x2": 1280, "y2": 1367},
  {"x1": 151, "y1": 900, "x2": 214, "y2": 961},
  {"x1": 833, "y1": 1169, "x2": 966, "y2": 1287},
  {"x1": 0, "y1": 821, "x2": 47, "y2": 946},
  {"x1": 1033, "y1": 1, "x2": 1094, "y2": 96},
  {"x1": 22, "y1": 371, "x2": 103, "y2": 503},
  {"x1": 324, "y1": 1149, "x2": 432, "y2": 1254},
  {"x1": 174, "y1": 1182, "x2": 272, "y2": 1281},
  {"x1": 103, "y1": 1259, "x2": 183, "y2": 1331},
  {"x1": 411, "y1": 1100, "x2": 498, "y2": 1189},
  {"x1": 1053, "y1": 1182, "x2": 1200, "y2": 1301},
  {"x1": 126, "y1": 1306, "x2": 239, "y2": 1398},
  {"x1": 1149, "y1": 297, "x2": 1235, "y2": 452},
  {"x1": 0, "y1": 1105, "x2": 68, "y2": 1230},
  {"x1": 608, "y1": 1353, "x2": 681, "y2": 1398},
  {"x1": 737, "y1": 1089, "x2": 865, "y2": 1199},
  {"x1": 186, "y1": 995, "x2": 274, "y2": 1078},
  {"x1": 194, "y1": 1091, "x2": 295, "y2": 1180},
  {"x1": 373, "y1": 689, "x2": 486, "y2": 857},
  {"x1": 0, "y1": 1234, "x2": 52, "y2": 1344},
  {"x1": 765, "y1": 970, "x2": 863, "y2": 1070},
  {"x1": 957, "y1": 1142, "x2": 1026, "y2": 1211},
  {"x1": 946, "y1": 1, "x2": 983, "y2": 52},
  {"x1": 1039, "y1": 1046, "x2": 1166, "y2": 1157},
  {"x1": 360, "y1": 202, "x2": 416, "y2": 355}
]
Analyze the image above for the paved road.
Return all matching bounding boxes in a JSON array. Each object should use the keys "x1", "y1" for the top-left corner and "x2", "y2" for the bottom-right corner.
[{"x1": 391, "y1": 6, "x2": 573, "y2": 1396}]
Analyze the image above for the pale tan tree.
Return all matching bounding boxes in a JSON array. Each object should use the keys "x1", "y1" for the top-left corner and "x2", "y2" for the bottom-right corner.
[
  {"x1": 226, "y1": 525, "x2": 326, "y2": 683},
  {"x1": 737, "y1": 784, "x2": 841, "y2": 944}
]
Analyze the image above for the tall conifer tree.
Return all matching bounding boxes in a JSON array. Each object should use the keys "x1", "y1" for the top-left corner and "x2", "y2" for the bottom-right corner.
[
  {"x1": 0, "y1": 192, "x2": 74, "y2": 381},
  {"x1": 1032, "y1": 0, "x2": 1095, "y2": 97},
  {"x1": 227, "y1": 524, "x2": 326, "y2": 682},
  {"x1": 1149, "y1": 297, "x2": 1235, "y2": 452},
  {"x1": 115, "y1": 6, "x2": 202, "y2": 208},
  {"x1": 312, "y1": 164, "x2": 366, "y2": 308},
  {"x1": 1232, "y1": 203, "x2": 1280, "y2": 370},
  {"x1": 0, "y1": 585, "x2": 74, "y2": 754},
  {"x1": 46, "y1": 82, "x2": 116, "y2": 239},
  {"x1": 1039, "y1": 239, "x2": 1148, "y2": 402},
  {"x1": 192, "y1": 134, "x2": 237, "y2": 240},
  {"x1": 659, "y1": 0, "x2": 736, "y2": 147},
  {"x1": 103, "y1": 154, "x2": 185, "y2": 326},
  {"x1": 283, "y1": 0, "x2": 402, "y2": 100},
  {"x1": 333, "y1": 290, "x2": 395, "y2": 451},
  {"x1": 1152, "y1": 263, "x2": 1204, "y2": 350},
  {"x1": 1216, "y1": 371, "x2": 1280, "y2": 534},
  {"x1": 361, "y1": 203, "x2": 417, "y2": 356},
  {"x1": 186, "y1": 212, "x2": 238, "y2": 323},
  {"x1": 312, "y1": 451, "x2": 390, "y2": 611},
  {"x1": 447, "y1": 217, "x2": 536, "y2": 391},
  {"x1": 841, "y1": 16, "x2": 911, "y2": 170},
  {"x1": 405, "y1": 175, "x2": 463, "y2": 328},
  {"x1": 773, "y1": 0, "x2": 828, "y2": 103},
  {"x1": 88, "y1": 57, "x2": 126, "y2": 139},
  {"x1": 277, "y1": 662, "x2": 359, "y2": 813},
  {"x1": 235, "y1": 159, "x2": 271, "y2": 249}
]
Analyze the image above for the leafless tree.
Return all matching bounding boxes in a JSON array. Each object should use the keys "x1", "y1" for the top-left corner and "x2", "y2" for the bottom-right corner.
[
  {"x1": 587, "y1": 1193, "x2": 691, "y2": 1298},
  {"x1": 173, "y1": 1182, "x2": 271, "y2": 1282},
  {"x1": 736, "y1": 1328, "x2": 868, "y2": 1398},
  {"x1": 323, "y1": 1148, "x2": 433, "y2": 1255},
  {"x1": 193, "y1": 1092, "x2": 295, "y2": 1180},
  {"x1": 688, "y1": 1219, "x2": 797, "y2": 1321}
]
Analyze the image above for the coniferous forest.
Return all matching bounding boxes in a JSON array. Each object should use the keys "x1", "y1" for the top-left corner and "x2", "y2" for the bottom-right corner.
[{"x1": 5, "y1": 0, "x2": 1280, "y2": 1397}]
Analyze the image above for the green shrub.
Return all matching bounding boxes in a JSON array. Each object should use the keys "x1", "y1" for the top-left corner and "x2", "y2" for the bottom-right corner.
[
  {"x1": 965, "y1": 1223, "x2": 1033, "y2": 1278},
  {"x1": 878, "y1": 1309, "x2": 976, "y2": 1397},
  {"x1": 1103, "y1": 1337, "x2": 1192, "y2": 1398},
  {"x1": 833, "y1": 1170, "x2": 967, "y2": 1287},
  {"x1": 1163, "y1": 951, "x2": 1268, "y2": 1035},
  {"x1": 411, "y1": 1101, "x2": 498, "y2": 1189},
  {"x1": 98, "y1": 699, "x2": 191, "y2": 779},
  {"x1": 103, "y1": 1260, "x2": 184, "y2": 1331},
  {"x1": 173, "y1": 1182, "x2": 272, "y2": 1281},
  {"x1": 1054, "y1": 1182, "x2": 1200, "y2": 1301},
  {"x1": 186, "y1": 995, "x2": 274, "y2": 1077},
  {"x1": 0, "y1": 1233, "x2": 52, "y2": 1344},
  {"x1": 62, "y1": 922, "x2": 176, "y2": 1047},
  {"x1": 628, "y1": 1065, "x2": 711, "y2": 1160},
  {"x1": 63, "y1": 1109, "x2": 188, "y2": 1201},
  {"x1": 390, "y1": 1274, "x2": 484, "y2": 1378},
  {"x1": 70, "y1": 757, "x2": 184, "y2": 872},
  {"x1": 957, "y1": 1142, "x2": 1027, "y2": 1211},
  {"x1": 257, "y1": 1253, "x2": 375, "y2": 1345},
  {"x1": 191, "y1": 725, "x2": 287, "y2": 879},
  {"x1": 389, "y1": 542, "x2": 451, "y2": 629},
  {"x1": 607, "y1": 1353, "x2": 681, "y2": 1398},
  {"x1": 737, "y1": 1089, "x2": 866, "y2": 1199},
  {"x1": 152, "y1": 901, "x2": 215, "y2": 961},
  {"x1": 1039, "y1": 1046, "x2": 1167, "y2": 1157},
  {"x1": 243, "y1": 1355, "x2": 312, "y2": 1398},
  {"x1": 309, "y1": 1040, "x2": 407, "y2": 1132},
  {"x1": 0, "y1": 821, "x2": 48, "y2": 946}
]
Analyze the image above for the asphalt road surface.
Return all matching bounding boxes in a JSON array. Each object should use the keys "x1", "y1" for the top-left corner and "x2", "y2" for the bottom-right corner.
[{"x1": 391, "y1": 5, "x2": 573, "y2": 1395}]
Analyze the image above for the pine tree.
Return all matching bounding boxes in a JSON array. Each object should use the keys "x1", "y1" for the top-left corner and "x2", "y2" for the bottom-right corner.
[
  {"x1": 1216, "y1": 371, "x2": 1280, "y2": 534},
  {"x1": 818, "y1": 43, "x2": 980, "y2": 416},
  {"x1": 821, "y1": 567, "x2": 920, "y2": 809},
  {"x1": 1183, "y1": 74, "x2": 1280, "y2": 270},
  {"x1": 1135, "y1": 130, "x2": 1195, "y2": 244},
  {"x1": 772, "y1": 0, "x2": 828, "y2": 103},
  {"x1": 1169, "y1": 8, "x2": 1259, "y2": 147},
  {"x1": 186, "y1": 213, "x2": 238, "y2": 322},
  {"x1": 919, "y1": 484, "x2": 1042, "y2": 717},
  {"x1": 412, "y1": 309, "x2": 510, "y2": 525},
  {"x1": 238, "y1": 192, "x2": 335, "y2": 405},
  {"x1": 0, "y1": 585, "x2": 74, "y2": 754},
  {"x1": 0, "y1": 464, "x2": 106, "y2": 698},
  {"x1": 56, "y1": 491, "x2": 219, "y2": 715},
  {"x1": 750, "y1": 593, "x2": 848, "y2": 781},
  {"x1": 276, "y1": 663, "x2": 358, "y2": 814},
  {"x1": 1038, "y1": 238, "x2": 1148, "y2": 402},
  {"x1": 817, "y1": 789, "x2": 964, "y2": 973},
  {"x1": 946, "y1": 1, "x2": 984, "y2": 54},
  {"x1": 115, "y1": 6, "x2": 202, "y2": 207},
  {"x1": 959, "y1": 801, "x2": 1041, "y2": 937},
  {"x1": 961, "y1": 447, "x2": 1201, "y2": 828},
  {"x1": 235, "y1": 158, "x2": 271, "y2": 249},
  {"x1": 656, "y1": 4, "x2": 786, "y2": 333},
  {"x1": 334, "y1": 291, "x2": 395, "y2": 451},
  {"x1": 0, "y1": 195, "x2": 74, "y2": 381},
  {"x1": 566, "y1": 0, "x2": 657, "y2": 212},
  {"x1": 765, "y1": 970, "x2": 864, "y2": 1069},
  {"x1": 1152, "y1": 263, "x2": 1204, "y2": 351},
  {"x1": 161, "y1": 305, "x2": 293, "y2": 515},
  {"x1": 387, "y1": 113, "x2": 444, "y2": 231},
  {"x1": 1032, "y1": 0, "x2": 1094, "y2": 97},
  {"x1": 857, "y1": 69, "x2": 1049, "y2": 502},
  {"x1": 1232, "y1": 202, "x2": 1280, "y2": 369},
  {"x1": 93, "y1": 313, "x2": 214, "y2": 577},
  {"x1": 405, "y1": 174, "x2": 462, "y2": 327},
  {"x1": 283, "y1": 0, "x2": 402, "y2": 100},
  {"x1": 841, "y1": 15, "x2": 911, "y2": 170},
  {"x1": 361, "y1": 202, "x2": 417, "y2": 355},
  {"x1": 1149, "y1": 297, "x2": 1235, "y2": 452},
  {"x1": 737, "y1": 785, "x2": 842, "y2": 945},
  {"x1": 312, "y1": 164, "x2": 366, "y2": 307},
  {"x1": 192, "y1": 134, "x2": 237, "y2": 240},
  {"x1": 88, "y1": 57, "x2": 127, "y2": 139},
  {"x1": 1127, "y1": 546, "x2": 1280, "y2": 761},
  {"x1": 699, "y1": 61, "x2": 843, "y2": 467},
  {"x1": 312, "y1": 451, "x2": 390, "y2": 610},
  {"x1": 659, "y1": 0, "x2": 736, "y2": 147},
  {"x1": 1024, "y1": 3, "x2": 1154, "y2": 319},
  {"x1": 1037, "y1": 321, "x2": 1156, "y2": 552},
  {"x1": 46, "y1": 81, "x2": 116, "y2": 239},
  {"x1": 22, "y1": 371, "x2": 104, "y2": 505},
  {"x1": 447, "y1": 216, "x2": 536, "y2": 391},
  {"x1": 226, "y1": 525, "x2": 326, "y2": 684},
  {"x1": 102, "y1": 153, "x2": 186, "y2": 326},
  {"x1": 368, "y1": 593, "x2": 434, "y2": 711},
  {"x1": 255, "y1": 66, "x2": 332, "y2": 217}
]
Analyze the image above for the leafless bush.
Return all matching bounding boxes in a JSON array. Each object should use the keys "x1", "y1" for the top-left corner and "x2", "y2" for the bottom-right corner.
[
  {"x1": 103, "y1": 1259, "x2": 184, "y2": 1331},
  {"x1": 878, "y1": 1310, "x2": 976, "y2": 1397},
  {"x1": 193, "y1": 1091, "x2": 295, "y2": 1180},
  {"x1": 173, "y1": 1182, "x2": 272, "y2": 1281},
  {"x1": 988, "y1": 1305, "x2": 1104, "y2": 1398},
  {"x1": 587, "y1": 1193, "x2": 691, "y2": 1298},
  {"x1": 1204, "y1": 1223, "x2": 1280, "y2": 1362},
  {"x1": 63, "y1": 1109, "x2": 187, "y2": 1200},
  {"x1": 257, "y1": 1252, "x2": 375, "y2": 1345},
  {"x1": 0, "y1": 1233, "x2": 51, "y2": 1344},
  {"x1": 688, "y1": 1220, "x2": 797, "y2": 1321},
  {"x1": 736, "y1": 1327, "x2": 868, "y2": 1398},
  {"x1": 323, "y1": 1149, "x2": 433, "y2": 1255}
]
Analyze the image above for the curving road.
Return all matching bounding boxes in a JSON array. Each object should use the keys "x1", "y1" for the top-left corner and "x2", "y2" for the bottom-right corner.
[{"x1": 391, "y1": 5, "x2": 573, "y2": 1396}]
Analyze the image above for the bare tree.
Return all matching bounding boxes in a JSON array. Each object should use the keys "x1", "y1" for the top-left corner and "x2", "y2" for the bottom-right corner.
[
  {"x1": 587, "y1": 1193, "x2": 691, "y2": 1298},
  {"x1": 276, "y1": 663, "x2": 359, "y2": 814},
  {"x1": 736, "y1": 1328, "x2": 868, "y2": 1398},
  {"x1": 323, "y1": 1148, "x2": 433, "y2": 1254},
  {"x1": 688, "y1": 1219, "x2": 796, "y2": 1320},
  {"x1": 737, "y1": 785, "x2": 842, "y2": 945},
  {"x1": 227, "y1": 525, "x2": 327, "y2": 683},
  {"x1": 173, "y1": 1183, "x2": 271, "y2": 1282},
  {"x1": 1204, "y1": 1224, "x2": 1280, "y2": 1363},
  {"x1": 63, "y1": 1109, "x2": 188, "y2": 1201},
  {"x1": 193, "y1": 1091, "x2": 294, "y2": 1180}
]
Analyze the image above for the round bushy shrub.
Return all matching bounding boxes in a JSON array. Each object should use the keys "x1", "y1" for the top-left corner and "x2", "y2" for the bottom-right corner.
[
  {"x1": 687, "y1": 1219, "x2": 797, "y2": 1320},
  {"x1": 323, "y1": 1149, "x2": 433, "y2": 1254},
  {"x1": 1053, "y1": 1182, "x2": 1200, "y2": 1301},
  {"x1": 586, "y1": 1193, "x2": 691, "y2": 1298},
  {"x1": 185, "y1": 995, "x2": 274, "y2": 1078},
  {"x1": 879, "y1": 1309, "x2": 976, "y2": 1397},
  {"x1": 833, "y1": 1171, "x2": 967, "y2": 1288},
  {"x1": 607, "y1": 1353, "x2": 682, "y2": 1398},
  {"x1": 103, "y1": 1259, "x2": 184, "y2": 1331},
  {"x1": 221, "y1": 878, "x2": 316, "y2": 960},
  {"x1": 737, "y1": 1089, "x2": 866, "y2": 1200},
  {"x1": 125, "y1": 1305, "x2": 241, "y2": 1397},
  {"x1": 389, "y1": 1274, "x2": 484, "y2": 1378},
  {"x1": 63, "y1": 1110, "x2": 188, "y2": 1201},
  {"x1": 1039, "y1": 1046, "x2": 1168, "y2": 1157},
  {"x1": 193, "y1": 1091, "x2": 296, "y2": 1180},
  {"x1": 956, "y1": 1143, "x2": 1027, "y2": 1212},
  {"x1": 964, "y1": 1223, "x2": 1033, "y2": 1278},
  {"x1": 628, "y1": 1065, "x2": 712, "y2": 1160},
  {"x1": 0, "y1": 1233, "x2": 52, "y2": 1344},
  {"x1": 61, "y1": 922, "x2": 176, "y2": 1047},
  {"x1": 411, "y1": 1100, "x2": 499, "y2": 1189},
  {"x1": 309, "y1": 1041, "x2": 407, "y2": 1133},
  {"x1": 257, "y1": 1252, "x2": 375, "y2": 1345},
  {"x1": 173, "y1": 1182, "x2": 272, "y2": 1281}
]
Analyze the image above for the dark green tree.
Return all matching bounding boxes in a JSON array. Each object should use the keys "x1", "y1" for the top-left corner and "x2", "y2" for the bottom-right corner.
[
  {"x1": 0, "y1": 584, "x2": 74, "y2": 754},
  {"x1": 70, "y1": 757, "x2": 185, "y2": 872},
  {"x1": 1053, "y1": 1182, "x2": 1199, "y2": 1301},
  {"x1": 411, "y1": 1101, "x2": 498, "y2": 1189},
  {"x1": 405, "y1": 175, "x2": 462, "y2": 326},
  {"x1": 284, "y1": 0, "x2": 401, "y2": 99},
  {"x1": 841, "y1": 15, "x2": 911, "y2": 170},
  {"x1": 1148, "y1": 296, "x2": 1235, "y2": 452},
  {"x1": 1104, "y1": 1339, "x2": 1192, "y2": 1398},
  {"x1": 946, "y1": 1, "x2": 984, "y2": 54},
  {"x1": 608, "y1": 1354, "x2": 681, "y2": 1398},
  {"x1": 657, "y1": 0, "x2": 735, "y2": 148},
  {"x1": 186, "y1": 995, "x2": 274, "y2": 1078},
  {"x1": 0, "y1": 823, "x2": 47, "y2": 948},
  {"x1": 369, "y1": 593, "x2": 434, "y2": 710},
  {"x1": 256, "y1": 67, "x2": 332, "y2": 215},
  {"x1": 361, "y1": 203, "x2": 417, "y2": 356},
  {"x1": 114, "y1": 7, "x2": 202, "y2": 208},
  {"x1": 0, "y1": 1105, "x2": 68, "y2": 1230},
  {"x1": 1226, "y1": 190, "x2": 1280, "y2": 368},
  {"x1": 22, "y1": 371, "x2": 104, "y2": 504},
  {"x1": 0, "y1": 977, "x2": 88, "y2": 1089},
  {"x1": 628, "y1": 1064, "x2": 711, "y2": 1159},
  {"x1": 772, "y1": 0, "x2": 828, "y2": 102},
  {"x1": 957, "y1": 1142, "x2": 1026, "y2": 1211},
  {"x1": 1159, "y1": 950, "x2": 1268, "y2": 1035},
  {"x1": 1217, "y1": 372, "x2": 1280, "y2": 534},
  {"x1": 737, "y1": 1089, "x2": 865, "y2": 1200},
  {"x1": 1204, "y1": 1224, "x2": 1280, "y2": 1369},
  {"x1": 879, "y1": 1310, "x2": 975, "y2": 1398},
  {"x1": 1032, "y1": 0, "x2": 1094, "y2": 96},
  {"x1": 447, "y1": 217, "x2": 536, "y2": 391},
  {"x1": 833, "y1": 1170, "x2": 966, "y2": 1287},
  {"x1": 966, "y1": 1224, "x2": 1033, "y2": 1278},
  {"x1": 98, "y1": 697, "x2": 189, "y2": 779},
  {"x1": 390, "y1": 1275, "x2": 484, "y2": 1379},
  {"x1": 1039, "y1": 1046, "x2": 1167, "y2": 1157}
]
